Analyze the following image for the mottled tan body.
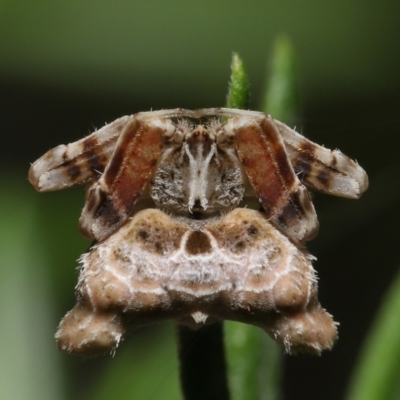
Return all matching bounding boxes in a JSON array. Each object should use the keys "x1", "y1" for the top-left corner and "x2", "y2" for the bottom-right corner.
[
  {"x1": 29, "y1": 108, "x2": 368, "y2": 356},
  {"x1": 57, "y1": 208, "x2": 336, "y2": 356}
]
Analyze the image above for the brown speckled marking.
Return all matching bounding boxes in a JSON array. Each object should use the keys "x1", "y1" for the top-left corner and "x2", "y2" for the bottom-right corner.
[
  {"x1": 124, "y1": 210, "x2": 188, "y2": 255},
  {"x1": 278, "y1": 189, "x2": 309, "y2": 225},
  {"x1": 299, "y1": 140, "x2": 317, "y2": 156},
  {"x1": 154, "y1": 241, "x2": 163, "y2": 254},
  {"x1": 87, "y1": 151, "x2": 107, "y2": 173},
  {"x1": 65, "y1": 135, "x2": 113, "y2": 184},
  {"x1": 247, "y1": 224, "x2": 259, "y2": 237},
  {"x1": 185, "y1": 231, "x2": 212, "y2": 255},
  {"x1": 113, "y1": 247, "x2": 131, "y2": 264},
  {"x1": 316, "y1": 169, "x2": 332, "y2": 187},
  {"x1": 83, "y1": 137, "x2": 105, "y2": 174},
  {"x1": 293, "y1": 140, "x2": 340, "y2": 192},
  {"x1": 234, "y1": 241, "x2": 246, "y2": 252},
  {"x1": 290, "y1": 141, "x2": 317, "y2": 182},
  {"x1": 292, "y1": 156, "x2": 311, "y2": 183},
  {"x1": 207, "y1": 214, "x2": 261, "y2": 254},
  {"x1": 137, "y1": 230, "x2": 149, "y2": 241},
  {"x1": 95, "y1": 196, "x2": 121, "y2": 228},
  {"x1": 67, "y1": 163, "x2": 81, "y2": 180},
  {"x1": 277, "y1": 200, "x2": 300, "y2": 229}
]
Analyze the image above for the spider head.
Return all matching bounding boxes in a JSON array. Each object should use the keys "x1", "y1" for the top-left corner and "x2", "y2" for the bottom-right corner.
[{"x1": 150, "y1": 120, "x2": 245, "y2": 220}]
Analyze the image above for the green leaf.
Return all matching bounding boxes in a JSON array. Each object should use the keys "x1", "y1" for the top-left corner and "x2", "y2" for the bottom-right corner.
[
  {"x1": 90, "y1": 324, "x2": 181, "y2": 400},
  {"x1": 0, "y1": 176, "x2": 65, "y2": 400},
  {"x1": 261, "y1": 35, "x2": 298, "y2": 123},
  {"x1": 226, "y1": 52, "x2": 249, "y2": 110},
  {"x1": 346, "y1": 266, "x2": 400, "y2": 400},
  {"x1": 225, "y1": 322, "x2": 281, "y2": 400}
]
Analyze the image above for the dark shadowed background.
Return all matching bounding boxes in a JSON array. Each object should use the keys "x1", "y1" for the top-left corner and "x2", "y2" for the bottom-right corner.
[{"x1": 1, "y1": 1, "x2": 400, "y2": 399}]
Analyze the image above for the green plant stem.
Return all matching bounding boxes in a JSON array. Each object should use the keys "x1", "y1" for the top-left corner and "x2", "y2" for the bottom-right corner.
[
  {"x1": 261, "y1": 34, "x2": 298, "y2": 122},
  {"x1": 225, "y1": 322, "x2": 281, "y2": 400},
  {"x1": 176, "y1": 41, "x2": 298, "y2": 399},
  {"x1": 225, "y1": 38, "x2": 300, "y2": 399},
  {"x1": 175, "y1": 52, "x2": 248, "y2": 400},
  {"x1": 177, "y1": 323, "x2": 230, "y2": 400},
  {"x1": 346, "y1": 266, "x2": 400, "y2": 400},
  {"x1": 226, "y1": 52, "x2": 249, "y2": 109}
]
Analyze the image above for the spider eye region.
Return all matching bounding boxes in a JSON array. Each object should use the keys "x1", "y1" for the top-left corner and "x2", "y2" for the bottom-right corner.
[{"x1": 150, "y1": 121, "x2": 245, "y2": 219}]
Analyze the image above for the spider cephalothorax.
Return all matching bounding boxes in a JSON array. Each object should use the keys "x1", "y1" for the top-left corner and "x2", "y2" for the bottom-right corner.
[
  {"x1": 149, "y1": 120, "x2": 246, "y2": 219},
  {"x1": 29, "y1": 108, "x2": 368, "y2": 356}
]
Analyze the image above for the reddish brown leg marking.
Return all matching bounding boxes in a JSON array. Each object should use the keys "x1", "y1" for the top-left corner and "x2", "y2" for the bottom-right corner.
[
  {"x1": 80, "y1": 117, "x2": 164, "y2": 241},
  {"x1": 234, "y1": 117, "x2": 318, "y2": 242}
]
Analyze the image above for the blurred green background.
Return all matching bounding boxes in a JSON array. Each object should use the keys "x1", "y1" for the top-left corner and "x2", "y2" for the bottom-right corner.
[{"x1": 1, "y1": 1, "x2": 400, "y2": 399}]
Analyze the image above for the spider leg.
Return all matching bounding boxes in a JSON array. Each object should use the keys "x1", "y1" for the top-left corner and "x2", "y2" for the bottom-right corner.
[
  {"x1": 228, "y1": 115, "x2": 319, "y2": 243},
  {"x1": 274, "y1": 120, "x2": 368, "y2": 198},
  {"x1": 79, "y1": 116, "x2": 171, "y2": 241},
  {"x1": 29, "y1": 116, "x2": 130, "y2": 191}
]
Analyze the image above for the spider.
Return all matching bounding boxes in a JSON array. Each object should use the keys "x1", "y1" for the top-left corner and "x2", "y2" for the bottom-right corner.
[{"x1": 29, "y1": 108, "x2": 368, "y2": 356}]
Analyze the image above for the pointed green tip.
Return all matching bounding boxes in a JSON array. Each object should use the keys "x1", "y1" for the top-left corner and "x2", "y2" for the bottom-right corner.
[
  {"x1": 261, "y1": 34, "x2": 298, "y2": 122},
  {"x1": 226, "y1": 52, "x2": 249, "y2": 110}
]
